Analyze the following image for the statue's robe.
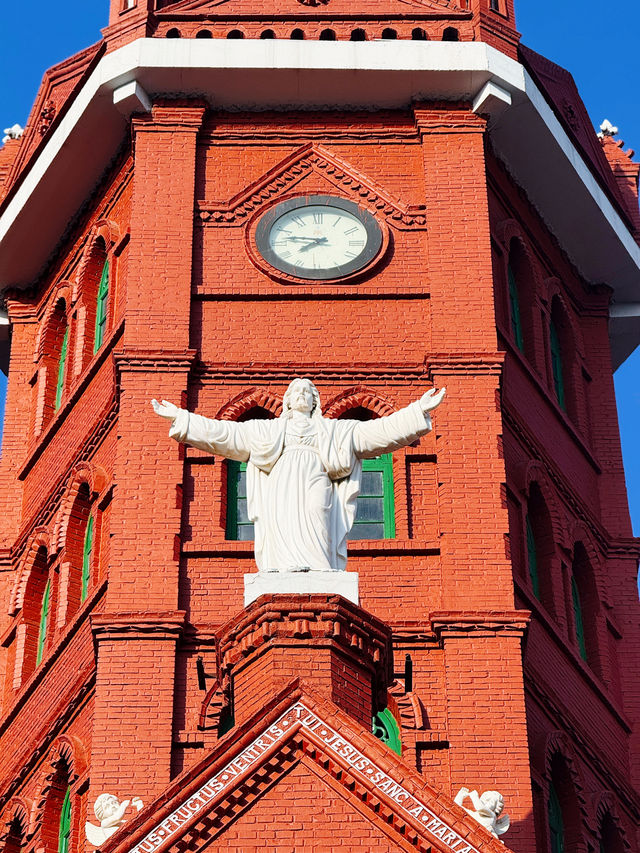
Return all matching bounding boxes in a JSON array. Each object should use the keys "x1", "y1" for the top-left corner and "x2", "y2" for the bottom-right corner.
[{"x1": 169, "y1": 401, "x2": 430, "y2": 572}]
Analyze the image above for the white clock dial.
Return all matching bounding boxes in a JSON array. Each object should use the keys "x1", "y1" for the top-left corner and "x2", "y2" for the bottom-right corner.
[{"x1": 269, "y1": 205, "x2": 369, "y2": 272}]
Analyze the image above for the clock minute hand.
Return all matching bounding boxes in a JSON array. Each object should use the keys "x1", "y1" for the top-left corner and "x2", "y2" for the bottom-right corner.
[{"x1": 294, "y1": 236, "x2": 329, "y2": 252}]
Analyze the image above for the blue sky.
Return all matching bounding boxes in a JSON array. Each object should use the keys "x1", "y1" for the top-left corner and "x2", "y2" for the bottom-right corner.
[{"x1": 1, "y1": 1, "x2": 639, "y2": 533}]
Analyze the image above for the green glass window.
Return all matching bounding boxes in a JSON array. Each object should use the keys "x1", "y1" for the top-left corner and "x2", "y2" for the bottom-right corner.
[
  {"x1": 507, "y1": 263, "x2": 524, "y2": 353},
  {"x1": 547, "y1": 781, "x2": 564, "y2": 853},
  {"x1": 550, "y1": 318, "x2": 566, "y2": 411},
  {"x1": 58, "y1": 787, "x2": 72, "y2": 853},
  {"x1": 571, "y1": 575, "x2": 587, "y2": 661},
  {"x1": 226, "y1": 454, "x2": 395, "y2": 540},
  {"x1": 81, "y1": 515, "x2": 94, "y2": 603},
  {"x1": 525, "y1": 514, "x2": 540, "y2": 599},
  {"x1": 372, "y1": 708, "x2": 402, "y2": 755},
  {"x1": 93, "y1": 260, "x2": 110, "y2": 353},
  {"x1": 55, "y1": 326, "x2": 69, "y2": 411},
  {"x1": 36, "y1": 579, "x2": 51, "y2": 666},
  {"x1": 348, "y1": 454, "x2": 395, "y2": 540}
]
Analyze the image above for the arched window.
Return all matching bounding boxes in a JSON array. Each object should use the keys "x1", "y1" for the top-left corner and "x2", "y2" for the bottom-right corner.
[
  {"x1": 166, "y1": 28, "x2": 181, "y2": 38},
  {"x1": 227, "y1": 29, "x2": 244, "y2": 39},
  {"x1": 373, "y1": 708, "x2": 401, "y2": 755},
  {"x1": 195, "y1": 29, "x2": 213, "y2": 38},
  {"x1": 507, "y1": 261, "x2": 524, "y2": 353},
  {"x1": 442, "y1": 27, "x2": 460, "y2": 41},
  {"x1": 319, "y1": 29, "x2": 336, "y2": 41},
  {"x1": 63, "y1": 482, "x2": 97, "y2": 616},
  {"x1": 548, "y1": 297, "x2": 578, "y2": 419},
  {"x1": 547, "y1": 780, "x2": 564, "y2": 853},
  {"x1": 381, "y1": 28, "x2": 397, "y2": 39},
  {"x1": 350, "y1": 29, "x2": 367, "y2": 41},
  {"x1": 412, "y1": 27, "x2": 428, "y2": 40},
  {"x1": 57, "y1": 788, "x2": 71, "y2": 853},
  {"x1": 290, "y1": 28, "x2": 304, "y2": 40},
  {"x1": 226, "y1": 406, "x2": 274, "y2": 541},
  {"x1": 506, "y1": 242, "x2": 537, "y2": 364},
  {"x1": 81, "y1": 514, "x2": 95, "y2": 603},
  {"x1": 21, "y1": 546, "x2": 51, "y2": 675},
  {"x1": 599, "y1": 812, "x2": 625, "y2": 853},
  {"x1": 524, "y1": 484, "x2": 555, "y2": 613},
  {"x1": 54, "y1": 325, "x2": 69, "y2": 412},
  {"x1": 570, "y1": 543, "x2": 600, "y2": 669},
  {"x1": 260, "y1": 29, "x2": 275, "y2": 39},
  {"x1": 3, "y1": 816, "x2": 25, "y2": 853},
  {"x1": 93, "y1": 260, "x2": 110, "y2": 354},
  {"x1": 36, "y1": 578, "x2": 51, "y2": 667}
]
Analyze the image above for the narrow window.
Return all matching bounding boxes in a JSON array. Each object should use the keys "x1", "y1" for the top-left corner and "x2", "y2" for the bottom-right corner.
[
  {"x1": 508, "y1": 263, "x2": 524, "y2": 352},
  {"x1": 373, "y1": 708, "x2": 402, "y2": 755},
  {"x1": 93, "y1": 260, "x2": 109, "y2": 353},
  {"x1": 36, "y1": 579, "x2": 51, "y2": 666},
  {"x1": 550, "y1": 317, "x2": 566, "y2": 410},
  {"x1": 348, "y1": 454, "x2": 395, "y2": 540},
  {"x1": 55, "y1": 326, "x2": 69, "y2": 411},
  {"x1": 81, "y1": 515, "x2": 95, "y2": 603},
  {"x1": 226, "y1": 461, "x2": 253, "y2": 540},
  {"x1": 525, "y1": 514, "x2": 540, "y2": 598},
  {"x1": 489, "y1": 0, "x2": 500, "y2": 10},
  {"x1": 57, "y1": 787, "x2": 72, "y2": 853},
  {"x1": 547, "y1": 782, "x2": 564, "y2": 853},
  {"x1": 571, "y1": 574, "x2": 587, "y2": 661}
]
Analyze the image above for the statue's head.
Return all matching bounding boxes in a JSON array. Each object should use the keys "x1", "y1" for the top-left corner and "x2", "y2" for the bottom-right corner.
[
  {"x1": 94, "y1": 794, "x2": 121, "y2": 821},
  {"x1": 281, "y1": 378, "x2": 321, "y2": 419},
  {"x1": 480, "y1": 791, "x2": 504, "y2": 816}
]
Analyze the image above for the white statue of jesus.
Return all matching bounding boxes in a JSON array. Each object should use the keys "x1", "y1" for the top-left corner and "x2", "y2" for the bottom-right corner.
[{"x1": 152, "y1": 379, "x2": 444, "y2": 573}]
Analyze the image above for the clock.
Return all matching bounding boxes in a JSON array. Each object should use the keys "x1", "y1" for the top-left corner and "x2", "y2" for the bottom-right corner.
[{"x1": 254, "y1": 195, "x2": 383, "y2": 281}]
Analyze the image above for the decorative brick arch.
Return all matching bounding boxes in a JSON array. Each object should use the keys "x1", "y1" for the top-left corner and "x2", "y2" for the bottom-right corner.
[
  {"x1": 544, "y1": 278, "x2": 586, "y2": 359},
  {"x1": 9, "y1": 527, "x2": 52, "y2": 616},
  {"x1": 53, "y1": 462, "x2": 108, "y2": 552},
  {"x1": 593, "y1": 792, "x2": 632, "y2": 850},
  {"x1": 215, "y1": 387, "x2": 282, "y2": 420},
  {"x1": 74, "y1": 219, "x2": 121, "y2": 302},
  {"x1": 523, "y1": 461, "x2": 569, "y2": 551},
  {"x1": 0, "y1": 797, "x2": 34, "y2": 843},
  {"x1": 31, "y1": 736, "x2": 87, "y2": 842},
  {"x1": 496, "y1": 218, "x2": 545, "y2": 293},
  {"x1": 34, "y1": 283, "x2": 72, "y2": 363},
  {"x1": 543, "y1": 730, "x2": 590, "y2": 825},
  {"x1": 322, "y1": 386, "x2": 397, "y2": 419}
]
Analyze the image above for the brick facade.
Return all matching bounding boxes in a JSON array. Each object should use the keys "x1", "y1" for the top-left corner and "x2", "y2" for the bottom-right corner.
[{"x1": 0, "y1": 2, "x2": 638, "y2": 852}]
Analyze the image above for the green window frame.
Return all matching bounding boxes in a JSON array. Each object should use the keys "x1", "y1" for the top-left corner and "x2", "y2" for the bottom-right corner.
[
  {"x1": 372, "y1": 708, "x2": 402, "y2": 755},
  {"x1": 58, "y1": 787, "x2": 72, "y2": 853},
  {"x1": 525, "y1": 514, "x2": 540, "y2": 599},
  {"x1": 93, "y1": 260, "x2": 110, "y2": 353},
  {"x1": 81, "y1": 514, "x2": 95, "y2": 603},
  {"x1": 225, "y1": 454, "x2": 395, "y2": 541},
  {"x1": 55, "y1": 326, "x2": 69, "y2": 411},
  {"x1": 507, "y1": 263, "x2": 524, "y2": 353},
  {"x1": 547, "y1": 781, "x2": 564, "y2": 853},
  {"x1": 550, "y1": 318, "x2": 566, "y2": 411},
  {"x1": 36, "y1": 579, "x2": 51, "y2": 666},
  {"x1": 571, "y1": 574, "x2": 587, "y2": 661}
]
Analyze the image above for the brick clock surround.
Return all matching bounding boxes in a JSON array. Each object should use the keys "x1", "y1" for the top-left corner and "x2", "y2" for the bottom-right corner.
[{"x1": 0, "y1": 2, "x2": 639, "y2": 852}]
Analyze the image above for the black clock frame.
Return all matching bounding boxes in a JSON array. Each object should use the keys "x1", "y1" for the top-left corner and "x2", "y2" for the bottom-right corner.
[{"x1": 254, "y1": 195, "x2": 383, "y2": 281}]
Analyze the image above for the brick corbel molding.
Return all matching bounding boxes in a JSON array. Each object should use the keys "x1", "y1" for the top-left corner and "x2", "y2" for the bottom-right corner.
[
  {"x1": 413, "y1": 104, "x2": 487, "y2": 135},
  {"x1": 427, "y1": 352, "x2": 505, "y2": 376},
  {"x1": 429, "y1": 611, "x2": 531, "y2": 639},
  {"x1": 113, "y1": 349, "x2": 197, "y2": 375},
  {"x1": 91, "y1": 611, "x2": 187, "y2": 642},
  {"x1": 131, "y1": 101, "x2": 207, "y2": 135}
]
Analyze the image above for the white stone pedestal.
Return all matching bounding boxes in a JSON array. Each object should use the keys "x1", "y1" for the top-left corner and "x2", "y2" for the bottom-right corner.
[{"x1": 244, "y1": 571, "x2": 359, "y2": 607}]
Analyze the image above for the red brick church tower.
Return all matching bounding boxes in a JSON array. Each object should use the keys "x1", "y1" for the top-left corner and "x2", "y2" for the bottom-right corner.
[{"x1": 0, "y1": 1, "x2": 639, "y2": 852}]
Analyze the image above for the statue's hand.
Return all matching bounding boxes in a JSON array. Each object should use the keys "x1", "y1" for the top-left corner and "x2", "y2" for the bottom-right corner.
[
  {"x1": 152, "y1": 399, "x2": 180, "y2": 422},
  {"x1": 420, "y1": 387, "x2": 446, "y2": 413}
]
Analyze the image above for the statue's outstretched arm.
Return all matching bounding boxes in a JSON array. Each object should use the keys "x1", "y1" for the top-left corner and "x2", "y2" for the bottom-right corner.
[
  {"x1": 151, "y1": 399, "x2": 251, "y2": 461},
  {"x1": 352, "y1": 388, "x2": 445, "y2": 458}
]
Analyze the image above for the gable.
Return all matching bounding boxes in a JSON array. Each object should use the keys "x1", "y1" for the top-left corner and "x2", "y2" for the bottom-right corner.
[{"x1": 110, "y1": 699, "x2": 511, "y2": 853}]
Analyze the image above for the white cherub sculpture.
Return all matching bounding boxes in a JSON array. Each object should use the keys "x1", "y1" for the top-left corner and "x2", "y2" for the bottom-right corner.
[
  {"x1": 85, "y1": 793, "x2": 143, "y2": 847},
  {"x1": 454, "y1": 787, "x2": 510, "y2": 838}
]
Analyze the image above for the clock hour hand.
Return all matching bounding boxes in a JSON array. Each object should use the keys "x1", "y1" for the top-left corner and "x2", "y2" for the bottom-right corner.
[{"x1": 291, "y1": 236, "x2": 329, "y2": 252}]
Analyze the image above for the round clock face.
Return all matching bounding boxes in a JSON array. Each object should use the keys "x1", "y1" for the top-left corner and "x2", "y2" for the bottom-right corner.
[{"x1": 255, "y1": 195, "x2": 383, "y2": 280}]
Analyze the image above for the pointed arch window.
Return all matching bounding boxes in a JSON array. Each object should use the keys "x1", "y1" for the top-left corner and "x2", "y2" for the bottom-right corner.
[
  {"x1": 570, "y1": 574, "x2": 587, "y2": 661},
  {"x1": 93, "y1": 260, "x2": 110, "y2": 353},
  {"x1": 81, "y1": 514, "x2": 95, "y2": 602},
  {"x1": 508, "y1": 263, "x2": 524, "y2": 353},
  {"x1": 525, "y1": 514, "x2": 540, "y2": 599},
  {"x1": 57, "y1": 787, "x2": 72, "y2": 853},
  {"x1": 36, "y1": 579, "x2": 51, "y2": 666},
  {"x1": 373, "y1": 708, "x2": 402, "y2": 755},
  {"x1": 550, "y1": 316, "x2": 566, "y2": 410},
  {"x1": 547, "y1": 781, "x2": 565, "y2": 853},
  {"x1": 55, "y1": 326, "x2": 69, "y2": 411}
]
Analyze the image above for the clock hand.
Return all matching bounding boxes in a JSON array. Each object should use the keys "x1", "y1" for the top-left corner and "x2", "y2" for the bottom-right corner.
[
  {"x1": 287, "y1": 236, "x2": 328, "y2": 243},
  {"x1": 295, "y1": 237, "x2": 329, "y2": 252}
]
